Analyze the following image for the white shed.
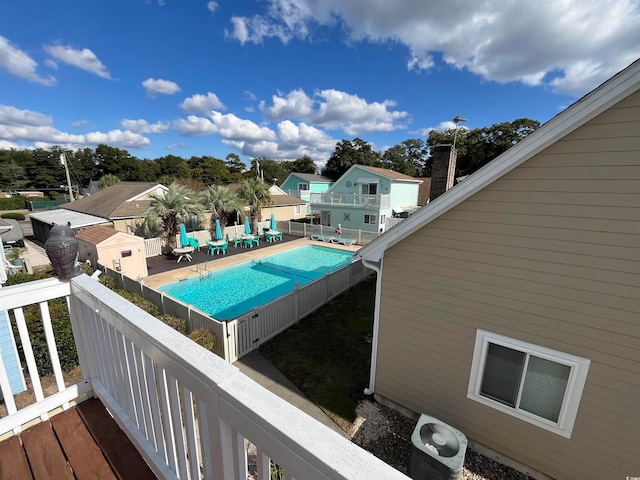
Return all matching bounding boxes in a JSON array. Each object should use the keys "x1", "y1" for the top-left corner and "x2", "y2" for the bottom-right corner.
[{"x1": 76, "y1": 226, "x2": 148, "y2": 278}]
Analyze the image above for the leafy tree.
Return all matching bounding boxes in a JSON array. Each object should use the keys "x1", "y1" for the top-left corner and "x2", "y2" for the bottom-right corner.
[
  {"x1": 155, "y1": 154, "x2": 191, "y2": 179},
  {"x1": 138, "y1": 159, "x2": 161, "y2": 181},
  {"x1": 143, "y1": 182, "x2": 204, "y2": 249},
  {"x1": 381, "y1": 139, "x2": 427, "y2": 177},
  {"x1": 321, "y1": 138, "x2": 382, "y2": 180},
  {"x1": 188, "y1": 156, "x2": 231, "y2": 185},
  {"x1": 95, "y1": 144, "x2": 142, "y2": 180},
  {"x1": 237, "y1": 177, "x2": 272, "y2": 233},
  {"x1": 280, "y1": 155, "x2": 317, "y2": 180},
  {"x1": 226, "y1": 154, "x2": 245, "y2": 175},
  {"x1": 201, "y1": 184, "x2": 243, "y2": 230},
  {"x1": 426, "y1": 118, "x2": 540, "y2": 176},
  {"x1": 248, "y1": 157, "x2": 288, "y2": 185},
  {"x1": 99, "y1": 174, "x2": 120, "y2": 188},
  {"x1": 70, "y1": 147, "x2": 100, "y2": 187}
]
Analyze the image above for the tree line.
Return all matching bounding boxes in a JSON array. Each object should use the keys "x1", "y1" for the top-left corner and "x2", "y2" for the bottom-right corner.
[{"x1": 0, "y1": 118, "x2": 540, "y2": 192}]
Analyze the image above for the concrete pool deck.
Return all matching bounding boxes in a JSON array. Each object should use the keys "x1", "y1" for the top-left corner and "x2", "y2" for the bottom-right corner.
[{"x1": 142, "y1": 237, "x2": 360, "y2": 289}]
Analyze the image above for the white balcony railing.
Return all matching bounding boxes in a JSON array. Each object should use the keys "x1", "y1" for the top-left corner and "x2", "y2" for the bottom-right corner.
[
  {"x1": 0, "y1": 276, "x2": 410, "y2": 480},
  {"x1": 309, "y1": 192, "x2": 391, "y2": 209}
]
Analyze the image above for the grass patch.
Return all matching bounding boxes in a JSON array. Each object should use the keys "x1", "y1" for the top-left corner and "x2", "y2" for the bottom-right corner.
[{"x1": 260, "y1": 276, "x2": 376, "y2": 431}]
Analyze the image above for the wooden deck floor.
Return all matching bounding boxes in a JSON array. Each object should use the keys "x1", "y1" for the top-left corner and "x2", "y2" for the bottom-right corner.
[{"x1": 0, "y1": 398, "x2": 156, "y2": 479}]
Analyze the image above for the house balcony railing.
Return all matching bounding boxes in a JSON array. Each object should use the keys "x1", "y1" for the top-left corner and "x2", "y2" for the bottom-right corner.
[
  {"x1": 0, "y1": 275, "x2": 409, "y2": 480},
  {"x1": 283, "y1": 189, "x2": 311, "y2": 201},
  {"x1": 310, "y1": 192, "x2": 391, "y2": 209}
]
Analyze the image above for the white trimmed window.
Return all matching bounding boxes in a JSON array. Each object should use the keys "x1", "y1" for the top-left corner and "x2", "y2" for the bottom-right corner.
[
  {"x1": 294, "y1": 205, "x2": 301, "y2": 215},
  {"x1": 468, "y1": 330, "x2": 590, "y2": 438},
  {"x1": 364, "y1": 214, "x2": 377, "y2": 224}
]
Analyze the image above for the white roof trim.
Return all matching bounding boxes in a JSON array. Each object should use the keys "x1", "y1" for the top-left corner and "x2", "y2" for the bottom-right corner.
[
  {"x1": 357, "y1": 58, "x2": 640, "y2": 263},
  {"x1": 355, "y1": 177, "x2": 380, "y2": 184},
  {"x1": 125, "y1": 183, "x2": 168, "y2": 202}
]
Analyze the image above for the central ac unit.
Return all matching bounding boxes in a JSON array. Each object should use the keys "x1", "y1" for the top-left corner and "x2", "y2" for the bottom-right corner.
[{"x1": 409, "y1": 414, "x2": 467, "y2": 480}]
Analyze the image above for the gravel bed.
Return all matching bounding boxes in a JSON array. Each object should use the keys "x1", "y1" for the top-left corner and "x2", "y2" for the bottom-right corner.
[{"x1": 351, "y1": 400, "x2": 534, "y2": 480}]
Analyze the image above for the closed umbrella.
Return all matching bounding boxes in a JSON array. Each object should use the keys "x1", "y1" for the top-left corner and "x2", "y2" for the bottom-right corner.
[
  {"x1": 244, "y1": 216, "x2": 251, "y2": 235},
  {"x1": 214, "y1": 219, "x2": 223, "y2": 240},
  {"x1": 270, "y1": 213, "x2": 277, "y2": 231},
  {"x1": 179, "y1": 223, "x2": 189, "y2": 247}
]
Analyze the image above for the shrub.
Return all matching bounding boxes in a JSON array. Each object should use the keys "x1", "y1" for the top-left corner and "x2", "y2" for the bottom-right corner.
[
  {"x1": 99, "y1": 275, "x2": 116, "y2": 290},
  {"x1": 0, "y1": 196, "x2": 27, "y2": 210},
  {"x1": 115, "y1": 290, "x2": 160, "y2": 317},
  {"x1": 159, "y1": 314, "x2": 187, "y2": 334},
  {"x1": 13, "y1": 298, "x2": 78, "y2": 375},
  {"x1": 188, "y1": 329, "x2": 216, "y2": 352},
  {"x1": 1, "y1": 212, "x2": 25, "y2": 220}
]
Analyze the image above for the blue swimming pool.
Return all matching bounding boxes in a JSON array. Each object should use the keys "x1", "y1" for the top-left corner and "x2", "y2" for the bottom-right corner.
[{"x1": 159, "y1": 245, "x2": 354, "y2": 320}]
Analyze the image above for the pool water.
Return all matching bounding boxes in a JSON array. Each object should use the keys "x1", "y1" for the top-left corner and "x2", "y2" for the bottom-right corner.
[{"x1": 159, "y1": 245, "x2": 353, "y2": 320}]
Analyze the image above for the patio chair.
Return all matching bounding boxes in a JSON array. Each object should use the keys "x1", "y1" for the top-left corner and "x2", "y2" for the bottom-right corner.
[
  {"x1": 188, "y1": 237, "x2": 200, "y2": 251},
  {"x1": 233, "y1": 236, "x2": 242, "y2": 248}
]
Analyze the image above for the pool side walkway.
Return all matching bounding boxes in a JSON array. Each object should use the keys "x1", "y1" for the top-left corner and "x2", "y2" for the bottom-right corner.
[
  {"x1": 234, "y1": 350, "x2": 349, "y2": 437},
  {"x1": 143, "y1": 236, "x2": 359, "y2": 437}
]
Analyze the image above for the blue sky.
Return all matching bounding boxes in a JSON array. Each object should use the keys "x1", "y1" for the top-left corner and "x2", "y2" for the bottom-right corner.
[{"x1": 1, "y1": 0, "x2": 639, "y2": 170}]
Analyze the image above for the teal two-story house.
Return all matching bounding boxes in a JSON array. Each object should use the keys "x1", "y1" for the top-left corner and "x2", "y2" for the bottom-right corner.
[
  {"x1": 280, "y1": 173, "x2": 333, "y2": 216},
  {"x1": 309, "y1": 165, "x2": 422, "y2": 233}
]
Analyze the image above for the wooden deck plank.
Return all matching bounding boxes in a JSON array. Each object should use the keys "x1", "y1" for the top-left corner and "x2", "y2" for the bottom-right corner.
[
  {"x1": 76, "y1": 398, "x2": 120, "y2": 444},
  {"x1": 50, "y1": 408, "x2": 117, "y2": 480},
  {"x1": 21, "y1": 421, "x2": 74, "y2": 480},
  {"x1": 101, "y1": 430, "x2": 157, "y2": 480},
  {"x1": 0, "y1": 435, "x2": 33, "y2": 480},
  {"x1": 77, "y1": 398, "x2": 156, "y2": 480}
]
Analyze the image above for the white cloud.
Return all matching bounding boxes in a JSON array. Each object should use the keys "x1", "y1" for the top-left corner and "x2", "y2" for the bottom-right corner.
[
  {"x1": 71, "y1": 119, "x2": 89, "y2": 127},
  {"x1": 142, "y1": 78, "x2": 181, "y2": 97},
  {"x1": 0, "y1": 104, "x2": 149, "y2": 150},
  {"x1": 0, "y1": 139, "x2": 22, "y2": 149},
  {"x1": 166, "y1": 142, "x2": 186, "y2": 150},
  {"x1": 228, "y1": 0, "x2": 640, "y2": 96},
  {"x1": 0, "y1": 36, "x2": 56, "y2": 86},
  {"x1": 0, "y1": 105, "x2": 53, "y2": 127},
  {"x1": 262, "y1": 88, "x2": 409, "y2": 135},
  {"x1": 207, "y1": 1, "x2": 218, "y2": 13},
  {"x1": 180, "y1": 92, "x2": 226, "y2": 114},
  {"x1": 121, "y1": 118, "x2": 169, "y2": 134},
  {"x1": 44, "y1": 44, "x2": 112, "y2": 79}
]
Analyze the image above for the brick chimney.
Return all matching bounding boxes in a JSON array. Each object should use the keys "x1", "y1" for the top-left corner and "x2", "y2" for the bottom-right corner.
[{"x1": 429, "y1": 140, "x2": 457, "y2": 202}]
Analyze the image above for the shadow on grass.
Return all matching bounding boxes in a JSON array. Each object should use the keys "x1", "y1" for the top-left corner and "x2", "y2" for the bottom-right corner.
[{"x1": 260, "y1": 276, "x2": 376, "y2": 431}]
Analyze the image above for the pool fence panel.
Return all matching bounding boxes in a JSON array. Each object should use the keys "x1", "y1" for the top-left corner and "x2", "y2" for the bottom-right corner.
[
  {"x1": 123, "y1": 274, "x2": 143, "y2": 294},
  {"x1": 162, "y1": 295, "x2": 191, "y2": 322},
  {"x1": 141, "y1": 285, "x2": 164, "y2": 311},
  {"x1": 189, "y1": 309, "x2": 227, "y2": 359}
]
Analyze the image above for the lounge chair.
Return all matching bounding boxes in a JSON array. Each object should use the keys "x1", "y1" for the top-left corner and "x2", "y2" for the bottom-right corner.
[
  {"x1": 330, "y1": 237, "x2": 356, "y2": 246},
  {"x1": 310, "y1": 234, "x2": 329, "y2": 241}
]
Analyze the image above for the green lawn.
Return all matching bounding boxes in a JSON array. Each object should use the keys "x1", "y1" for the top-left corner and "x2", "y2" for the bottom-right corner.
[{"x1": 260, "y1": 276, "x2": 376, "y2": 431}]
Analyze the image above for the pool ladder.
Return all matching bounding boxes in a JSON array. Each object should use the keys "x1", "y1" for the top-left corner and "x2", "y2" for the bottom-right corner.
[{"x1": 196, "y1": 261, "x2": 213, "y2": 280}]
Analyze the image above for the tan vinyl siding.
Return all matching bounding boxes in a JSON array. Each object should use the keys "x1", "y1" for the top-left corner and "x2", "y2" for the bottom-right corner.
[{"x1": 375, "y1": 90, "x2": 640, "y2": 480}]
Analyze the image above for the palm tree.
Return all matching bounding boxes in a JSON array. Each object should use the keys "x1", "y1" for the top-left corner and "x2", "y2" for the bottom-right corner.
[
  {"x1": 200, "y1": 184, "x2": 243, "y2": 230},
  {"x1": 99, "y1": 174, "x2": 120, "y2": 188},
  {"x1": 143, "y1": 182, "x2": 204, "y2": 249},
  {"x1": 237, "y1": 177, "x2": 272, "y2": 234}
]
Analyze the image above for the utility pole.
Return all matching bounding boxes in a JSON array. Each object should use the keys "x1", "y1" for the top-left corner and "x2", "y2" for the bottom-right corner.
[{"x1": 60, "y1": 152, "x2": 74, "y2": 201}]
